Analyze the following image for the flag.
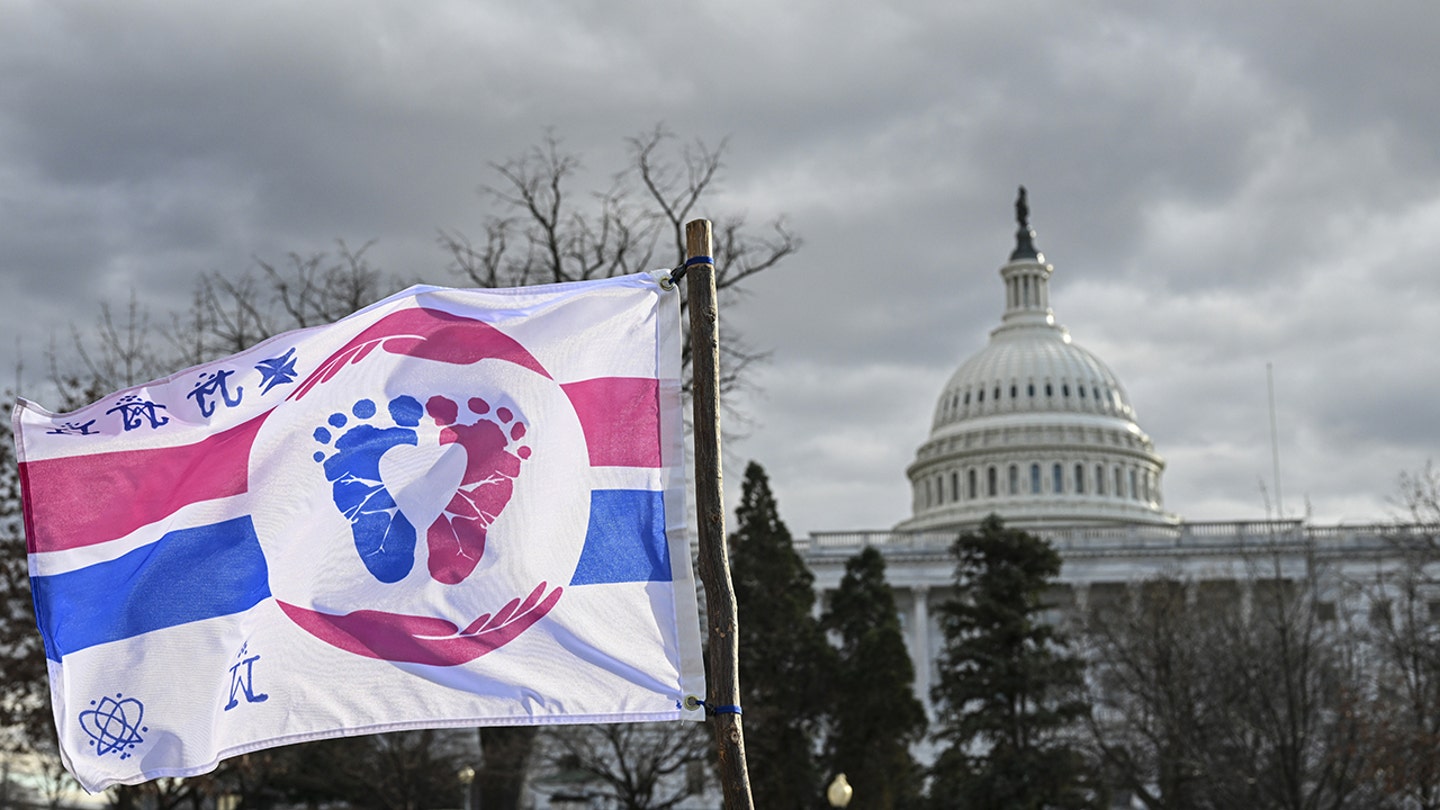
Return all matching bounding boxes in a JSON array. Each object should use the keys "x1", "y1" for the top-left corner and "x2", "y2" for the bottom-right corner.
[{"x1": 14, "y1": 272, "x2": 705, "y2": 792}]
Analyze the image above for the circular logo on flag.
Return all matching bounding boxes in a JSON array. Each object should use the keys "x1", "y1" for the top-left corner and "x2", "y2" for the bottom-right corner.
[{"x1": 249, "y1": 308, "x2": 590, "y2": 666}]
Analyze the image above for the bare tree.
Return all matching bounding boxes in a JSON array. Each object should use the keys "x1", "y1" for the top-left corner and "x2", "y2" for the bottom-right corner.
[
  {"x1": 1203, "y1": 556, "x2": 1371, "y2": 810},
  {"x1": 1084, "y1": 577, "x2": 1215, "y2": 810},
  {"x1": 537, "y1": 723, "x2": 710, "y2": 809},
  {"x1": 109, "y1": 776, "x2": 208, "y2": 810},
  {"x1": 60, "y1": 290, "x2": 175, "y2": 396},
  {"x1": 1085, "y1": 552, "x2": 1376, "y2": 810},
  {"x1": 1395, "y1": 462, "x2": 1440, "y2": 529},
  {"x1": 180, "y1": 239, "x2": 399, "y2": 364},
  {"x1": 439, "y1": 125, "x2": 799, "y2": 398},
  {"x1": 1357, "y1": 463, "x2": 1440, "y2": 808}
]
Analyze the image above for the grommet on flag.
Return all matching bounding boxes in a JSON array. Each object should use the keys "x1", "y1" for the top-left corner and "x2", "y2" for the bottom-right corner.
[{"x1": 686, "y1": 696, "x2": 742, "y2": 716}]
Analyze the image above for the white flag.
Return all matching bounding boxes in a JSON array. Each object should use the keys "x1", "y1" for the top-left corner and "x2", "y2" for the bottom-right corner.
[{"x1": 14, "y1": 272, "x2": 705, "y2": 792}]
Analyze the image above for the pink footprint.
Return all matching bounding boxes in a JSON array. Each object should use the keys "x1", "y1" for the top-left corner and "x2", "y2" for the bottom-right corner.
[{"x1": 425, "y1": 396, "x2": 532, "y2": 584}]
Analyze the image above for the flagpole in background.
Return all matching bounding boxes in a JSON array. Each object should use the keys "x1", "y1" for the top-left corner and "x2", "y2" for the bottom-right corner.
[{"x1": 685, "y1": 219, "x2": 754, "y2": 810}]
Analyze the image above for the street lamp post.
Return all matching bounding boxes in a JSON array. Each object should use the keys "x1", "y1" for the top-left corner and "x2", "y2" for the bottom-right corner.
[{"x1": 458, "y1": 765, "x2": 476, "y2": 810}]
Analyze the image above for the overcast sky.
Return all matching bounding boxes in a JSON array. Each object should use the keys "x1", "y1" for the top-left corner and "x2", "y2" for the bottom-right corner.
[{"x1": 5, "y1": 0, "x2": 1438, "y2": 536}]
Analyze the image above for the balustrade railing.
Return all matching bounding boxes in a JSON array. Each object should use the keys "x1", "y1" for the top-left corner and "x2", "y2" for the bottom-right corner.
[{"x1": 799, "y1": 522, "x2": 1440, "y2": 558}]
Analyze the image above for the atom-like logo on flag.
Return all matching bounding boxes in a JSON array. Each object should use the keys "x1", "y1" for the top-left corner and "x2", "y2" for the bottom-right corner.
[{"x1": 79, "y1": 694, "x2": 147, "y2": 760}]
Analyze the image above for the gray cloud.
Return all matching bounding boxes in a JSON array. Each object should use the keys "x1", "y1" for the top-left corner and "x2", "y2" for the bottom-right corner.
[{"x1": 4, "y1": 0, "x2": 1435, "y2": 535}]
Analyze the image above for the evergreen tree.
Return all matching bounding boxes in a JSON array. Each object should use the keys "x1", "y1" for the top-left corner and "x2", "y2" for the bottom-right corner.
[
  {"x1": 823, "y1": 546, "x2": 927, "y2": 810},
  {"x1": 929, "y1": 515, "x2": 1099, "y2": 809},
  {"x1": 731, "y1": 462, "x2": 834, "y2": 809}
]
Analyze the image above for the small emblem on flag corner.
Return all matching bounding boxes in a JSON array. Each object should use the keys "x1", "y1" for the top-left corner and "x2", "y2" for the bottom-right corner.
[{"x1": 79, "y1": 693, "x2": 148, "y2": 760}]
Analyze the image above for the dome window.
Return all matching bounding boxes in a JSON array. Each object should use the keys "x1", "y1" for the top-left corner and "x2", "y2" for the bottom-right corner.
[
  {"x1": 1078, "y1": 386, "x2": 1086, "y2": 399},
  {"x1": 950, "y1": 472, "x2": 959, "y2": 501},
  {"x1": 967, "y1": 469, "x2": 978, "y2": 500},
  {"x1": 1092, "y1": 386, "x2": 1101, "y2": 401},
  {"x1": 1045, "y1": 383, "x2": 1053, "y2": 397},
  {"x1": 1115, "y1": 467, "x2": 1124, "y2": 498},
  {"x1": 993, "y1": 386, "x2": 1001, "y2": 401},
  {"x1": 964, "y1": 392, "x2": 971, "y2": 405},
  {"x1": 1010, "y1": 384, "x2": 1018, "y2": 399},
  {"x1": 1129, "y1": 469, "x2": 1139, "y2": 500},
  {"x1": 978, "y1": 389, "x2": 985, "y2": 403},
  {"x1": 1095, "y1": 464, "x2": 1106, "y2": 495},
  {"x1": 987, "y1": 466, "x2": 997, "y2": 497},
  {"x1": 1052, "y1": 463, "x2": 1064, "y2": 494},
  {"x1": 1030, "y1": 463, "x2": 1041, "y2": 494},
  {"x1": 1074, "y1": 463, "x2": 1085, "y2": 494},
  {"x1": 1062, "y1": 384, "x2": 1070, "y2": 397},
  {"x1": 1028, "y1": 384, "x2": 1035, "y2": 397},
  {"x1": 1009, "y1": 464, "x2": 1019, "y2": 495}
]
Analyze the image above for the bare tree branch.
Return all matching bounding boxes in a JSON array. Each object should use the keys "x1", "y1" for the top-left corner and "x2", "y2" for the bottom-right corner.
[
  {"x1": 451, "y1": 125, "x2": 799, "y2": 401},
  {"x1": 539, "y1": 723, "x2": 709, "y2": 810}
]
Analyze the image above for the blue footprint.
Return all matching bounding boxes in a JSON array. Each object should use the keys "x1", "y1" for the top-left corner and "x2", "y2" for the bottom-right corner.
[{"x1": 313, "y1": 396, "x2": 425, "y2": 583}]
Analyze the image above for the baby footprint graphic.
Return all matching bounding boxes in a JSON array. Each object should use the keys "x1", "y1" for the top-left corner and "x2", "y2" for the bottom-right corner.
[
  {"x1": 312, "y1": 396, "x2": 425, "y2": 583},
  {"x1": 424, "y1": 396, "x2": 532, "y2": 584}
]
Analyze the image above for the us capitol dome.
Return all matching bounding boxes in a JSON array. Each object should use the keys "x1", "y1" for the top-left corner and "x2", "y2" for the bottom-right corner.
[
  {"x1": 895, "y1": 188, "x2": 1177, "y2": 532},
  {"x1": 793, "y1": 188, "x2": 1421, "y2": 779}
]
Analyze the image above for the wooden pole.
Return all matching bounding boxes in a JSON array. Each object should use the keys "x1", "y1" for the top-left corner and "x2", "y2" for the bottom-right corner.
[{"x1": 685, "y1": 219, "x2": 754, "y2": 810}]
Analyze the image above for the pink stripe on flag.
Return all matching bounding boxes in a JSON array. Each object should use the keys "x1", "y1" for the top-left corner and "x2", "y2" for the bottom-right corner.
[
  {"x1": 561, "y1": 377, "x2": 662, "y2": 468},
  {"x1": 20, "y1": 415, "x2": 269, "y2": 554}
]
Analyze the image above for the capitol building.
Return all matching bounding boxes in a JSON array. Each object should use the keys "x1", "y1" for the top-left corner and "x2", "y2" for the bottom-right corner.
[{"x1": 796, "y1": 191, "x2": 1423, "y2": 713}]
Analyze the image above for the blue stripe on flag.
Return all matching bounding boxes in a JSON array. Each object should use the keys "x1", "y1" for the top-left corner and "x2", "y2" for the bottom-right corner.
[
  {"x1": 570, "y1": 489, "x2": 671, "y2": 585},
  {"x1": 32, "y1": 516, "x2": 271, "y2": 661}
]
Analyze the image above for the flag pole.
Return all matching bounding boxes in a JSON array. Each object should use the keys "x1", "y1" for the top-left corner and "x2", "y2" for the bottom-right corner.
[{"x1": 685, "y1": 219, "x2": 754, "y2": 810}]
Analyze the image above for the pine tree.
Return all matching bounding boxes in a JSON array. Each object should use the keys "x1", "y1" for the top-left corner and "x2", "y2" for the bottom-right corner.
[
  {"x1": 823, "y1": 546, "x2": 927, "y2": 810},
  {"x1": 731, "y1": 462, "x2": 834, "y2": 809},
  {"x1": 929, "y1": 515, "x2": 1099, "y2": 809}
]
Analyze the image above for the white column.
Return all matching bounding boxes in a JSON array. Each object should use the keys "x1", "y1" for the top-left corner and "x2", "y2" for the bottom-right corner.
[{"x1": 912, "y1": 586, "x2": 932, "y2": 714}]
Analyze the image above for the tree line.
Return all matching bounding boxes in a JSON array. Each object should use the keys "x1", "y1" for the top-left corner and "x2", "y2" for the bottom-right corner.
[
  {"x1": 10, "y1": 431, "x2": 1440, "y2": 809},
  {"x1": 726, "y1": 463, "x2": 1440, "y2": 810}
]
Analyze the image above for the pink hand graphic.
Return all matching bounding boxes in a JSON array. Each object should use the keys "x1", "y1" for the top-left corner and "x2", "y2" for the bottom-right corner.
[{"x1": 278, "y1": 582, "x2": 561, "y2": 666}]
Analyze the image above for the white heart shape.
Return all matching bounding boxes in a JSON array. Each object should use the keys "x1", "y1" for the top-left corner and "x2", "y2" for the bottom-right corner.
[{"x1": 378, "y1": 441, "x2": 468, "y2": 533}]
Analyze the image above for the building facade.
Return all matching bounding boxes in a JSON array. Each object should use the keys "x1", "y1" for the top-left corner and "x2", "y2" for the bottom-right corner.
[{"x1": 798, "y1": 191, "x2": 1419, "y2": 719}]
